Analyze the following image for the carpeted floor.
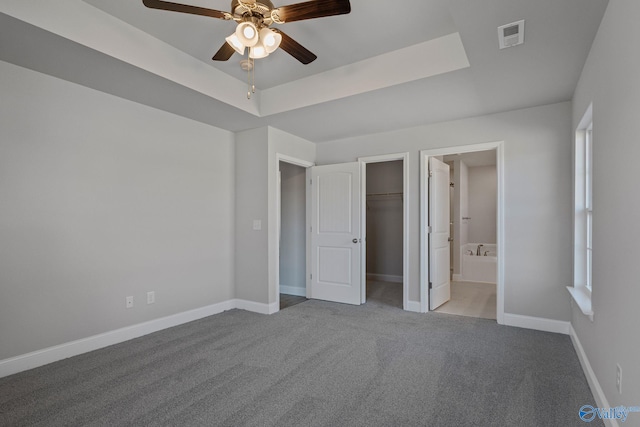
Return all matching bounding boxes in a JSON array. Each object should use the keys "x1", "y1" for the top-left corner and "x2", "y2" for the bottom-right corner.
[{"x1": 0, "y1": 299, "x2": 601, "y2": 426}]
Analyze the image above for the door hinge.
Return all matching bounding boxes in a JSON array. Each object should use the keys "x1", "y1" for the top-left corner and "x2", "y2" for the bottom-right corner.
[
  {"x1": 310, "y1": 273, "x2": 312, "y2": 280},
  {"x1": 429, "y1": 170, "x2": 433, "y2": 178},
  {"x1": 427, "y1": 226, "x2": 432, "y2": 234},
  {"x1": 309, "y1": 179, "x2": 312, "y2": 185},
  {"x1": 429, "y1": 282, "x2": 433, "y2": 290}
]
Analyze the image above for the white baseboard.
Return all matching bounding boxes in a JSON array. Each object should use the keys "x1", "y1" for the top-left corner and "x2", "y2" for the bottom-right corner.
[
  {"x1": 452, "y1": 273, "x2": 463, "y2": 281},
  {"x1": 279, "y1": 285, "x2": 306, "y2": 297},
  {"x1": 570, "y1": 325, "x2": 619, "y2": 427},
  {"x1": 366, "y1": 273, "x2": 403, "y2": 283},
  {"x1": 405, "y1": 300, "x2": 422, "y2": 313},
  {"x1": 0, "y1": 300, "x2": 235, "y2": 379},
  {"x1": 0, "y1": 298, "x2": 283, "y2": 379},
  {"x1": 233, "y1": 299, "x2": 279, "y2": 315},
  {"x1": 503, "y1": 313, "x2": 571, "y2": 335}
]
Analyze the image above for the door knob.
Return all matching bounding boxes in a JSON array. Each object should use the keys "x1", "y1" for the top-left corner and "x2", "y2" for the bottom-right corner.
[{"x1": 352, "y1": 238, "x2": 359, "y2": 243}]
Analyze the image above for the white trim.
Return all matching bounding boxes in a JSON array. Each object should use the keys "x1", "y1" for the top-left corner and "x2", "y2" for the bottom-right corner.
[
  {"x1": 366, "y1": 273, "x2": 403, "y2": 283},
  {"x1": 279, "y1": 285, "x2": 307, "y2": 297},
  {"x1": 358, "y1": 152, "x2": 410, "y2": 311},
  {"x1": 566, "y1": 286, "x2": 594, "y2": 321},
  {"x1": 452, "y1": 273, "x2": 463, "y2": 282},
  {"x1": 276, "y1": 153, "x2": 314, "y2": 169},
  {"x1": 0, "y1": 300, "x2": 235, "y2": 378},
  {"x1": 420, "y1": 141, "x2": 505, "y2": 322},
  {"x1": 570, "y1": 325, "x2": 619, "y2": 427},
  {"x1": 234, "y1": 298, "x2": 279, "y2": 315},
  {"x1": 503, "y1": 313, "x2": 570, "y2": 335},
  {"x1": 405, "y1": 300, "x2": 422, "y2": 313}
]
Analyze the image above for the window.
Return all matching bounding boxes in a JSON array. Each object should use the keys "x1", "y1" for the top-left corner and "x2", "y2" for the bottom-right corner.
[
  {"x1": 585, "y1": 123, "x2": 593, "y2": 292},
  {"x1": 568, "y1": 105, "x2": 594, "y2": 320}
]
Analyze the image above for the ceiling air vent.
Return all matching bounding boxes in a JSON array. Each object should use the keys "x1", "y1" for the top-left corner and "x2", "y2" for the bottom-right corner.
[{"x1": 498, "y1": 20, "x2": 525, "y2": 49}]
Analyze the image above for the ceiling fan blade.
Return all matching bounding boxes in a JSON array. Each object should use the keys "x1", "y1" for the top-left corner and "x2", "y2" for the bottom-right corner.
[
  {"x1": 276, "y1": 30, "x2": 317, "y2": 64},
  {"x1": 275, "y1": 0, "x2": 350, "y2": 23},
  {"x1": 142, "y1": 0, "x2": 228, "y2": 20},
  {"x1": 212, "y1": 42, "x2": 236, "y2": 61}
]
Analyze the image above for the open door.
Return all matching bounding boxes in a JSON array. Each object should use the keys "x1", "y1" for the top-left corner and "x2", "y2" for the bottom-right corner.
[
  {"x1": 429, "y1": 157, "x2": 451, "y2": 310},
  {"x1": 309, "y1": 162, "x2": 362, "y2": 305}
]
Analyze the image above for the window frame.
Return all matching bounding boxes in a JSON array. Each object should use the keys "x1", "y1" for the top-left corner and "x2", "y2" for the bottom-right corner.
[
  {"x1": 585, "y1": 123, "x2": 593, "y2": 292},
  {"x1": 568, "y1": 105, "x2": 594, "y2": 321}
]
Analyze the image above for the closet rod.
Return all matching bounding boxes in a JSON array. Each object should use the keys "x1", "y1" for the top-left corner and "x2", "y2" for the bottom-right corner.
[{"x1": 366, "y1": 192, "x2": 403, "y2": 197}]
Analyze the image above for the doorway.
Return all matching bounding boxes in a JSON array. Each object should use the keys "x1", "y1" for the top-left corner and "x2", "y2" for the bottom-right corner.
[
  {"x1": 420, "y1": 142, "x2": 504, "y2": 324},
  {"x1": 277, "y1": 156, "x2": 313, "y2": 311},
  {"x1": 359, "y1": 153, "x2": 409, "y2": 310},
  {"x1": 275, "y1": 154, "x2": 410, "y2": 311},
  {"x1": 365, "y1": 160, "x2": 404, "y2": 309},
  {"x1": 437, "y1": 150, "x2": 498, "y2": 319}
]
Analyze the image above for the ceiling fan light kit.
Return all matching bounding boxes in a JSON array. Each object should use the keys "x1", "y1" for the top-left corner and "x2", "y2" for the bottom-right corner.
[{"x1": 142, "y1": 0, "x2": 351, "y2": 98}]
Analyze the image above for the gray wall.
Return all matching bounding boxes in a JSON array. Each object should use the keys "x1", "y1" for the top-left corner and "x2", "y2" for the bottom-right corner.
[
  {"x1": 571, "y1": 0, "x2": 640, "y2": 408},
  {"x1": 468, "y1": 166, "x2": 497, "y2": 244},
  {"x1": 279, "y1": 161, "x2": 306, "y2": 293},
  {"x1": 366, "y1": 161, "x2": 403, "y2": 278},
  {"x1": 0, "y1": 60, "x2": 235, "y2": 360},
  {"x1": 234, "y1": 127, "x2": 270, "y2": 303},
  {"x1": 316, "y1": 101, "x2": 573, "y2": 320},
  {"x1": 235, "y1": 126, "x2": 315, "y2": 306}
]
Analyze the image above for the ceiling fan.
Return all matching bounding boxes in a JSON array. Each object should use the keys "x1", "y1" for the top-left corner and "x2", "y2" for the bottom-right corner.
[{"x1": 142, "y1": 0, "x2": 352, "y2": 65}]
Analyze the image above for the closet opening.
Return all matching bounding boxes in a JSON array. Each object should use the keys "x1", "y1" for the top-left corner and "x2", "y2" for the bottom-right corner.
[
  {"x1": 278, "y1": 161, "x2": 308, "y2": 310},
  {"x1": 364, "y1": 160, "x2": 404, "y2": 309}
]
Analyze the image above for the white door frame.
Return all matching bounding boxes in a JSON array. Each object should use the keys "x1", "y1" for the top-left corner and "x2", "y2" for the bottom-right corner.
[
  {"x1": 275, "y1": 153, "x2": 314, "y2": 312},
  {"x1": 420, "y1": 142, "x2": 505, "y2": 324},
  {"x1": 358, "y1": 153, "x2": 410, "y2": 310}
]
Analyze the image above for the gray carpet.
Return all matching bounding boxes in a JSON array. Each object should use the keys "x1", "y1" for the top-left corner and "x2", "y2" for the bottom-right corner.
[{"x1": 0, "y1": 299, "x2": 601, "y2": 427}]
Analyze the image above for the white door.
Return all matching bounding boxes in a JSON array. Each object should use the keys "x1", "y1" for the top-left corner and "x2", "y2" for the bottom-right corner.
[
  {"x1": 429, "y1": 157, "x2": 451, "y2": 310},
  {"x1": 310, "y1": 162, "x2": 362, "y2": 305}
]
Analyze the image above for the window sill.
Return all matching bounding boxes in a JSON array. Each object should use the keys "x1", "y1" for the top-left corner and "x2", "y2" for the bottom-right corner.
[{"x1": 567, "y1": 286, "x2": 594, "y2": 321}]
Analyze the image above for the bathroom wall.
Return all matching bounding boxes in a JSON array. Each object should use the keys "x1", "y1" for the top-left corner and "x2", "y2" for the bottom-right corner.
[
  {"x1": 468, "y1": 165, "x2": 497, "y2": 244},
  {"x1": 452, "y1": 160, "x2": 469, "y2": 275}
]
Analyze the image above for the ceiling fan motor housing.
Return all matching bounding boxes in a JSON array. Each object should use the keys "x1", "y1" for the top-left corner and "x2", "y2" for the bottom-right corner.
[{"x1": 231, "y1": 0, "x2": 275, "y2": 22}]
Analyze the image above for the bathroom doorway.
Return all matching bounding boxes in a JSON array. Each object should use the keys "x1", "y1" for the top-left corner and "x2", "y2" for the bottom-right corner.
[
  {"x1": 420, "y1": 143, "x2": 504, "y2": 323},
  {"x1": 439, "y1": 150, "x2": 497, "y2": 319}
]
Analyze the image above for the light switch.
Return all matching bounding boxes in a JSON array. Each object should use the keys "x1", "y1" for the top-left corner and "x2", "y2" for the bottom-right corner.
[{"x1": 252, "y1": 220, "x2": 262, "y2": 230}]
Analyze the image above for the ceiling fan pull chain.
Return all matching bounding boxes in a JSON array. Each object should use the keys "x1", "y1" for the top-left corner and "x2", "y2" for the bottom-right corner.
[
  {"x1": 252, "y1": 59, "x2": 256, "y2": 94},
  {"x1": 247, "y1": 52, "x2": 251, "y2": 99}
]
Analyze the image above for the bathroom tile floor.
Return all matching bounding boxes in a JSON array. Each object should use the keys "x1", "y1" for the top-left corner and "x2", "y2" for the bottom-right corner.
[{"x1": 434, "y1": 281, "x2": 497, "y2": 320}]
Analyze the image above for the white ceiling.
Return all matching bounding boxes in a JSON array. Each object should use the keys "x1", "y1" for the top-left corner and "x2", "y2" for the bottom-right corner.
[{"x1": 0, "y1": 0, "x2": 609, "y2": 142}]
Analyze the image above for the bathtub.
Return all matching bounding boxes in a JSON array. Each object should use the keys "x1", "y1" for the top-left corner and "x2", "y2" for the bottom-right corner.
[{"x1": 458, "y1": 243, "x2": 497, "y2": 284}]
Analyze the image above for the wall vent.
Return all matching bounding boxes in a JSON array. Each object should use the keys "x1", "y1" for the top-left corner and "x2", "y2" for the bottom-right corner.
[{"x1": 498, "y1": 20, "x2": 525, "y2": 49}]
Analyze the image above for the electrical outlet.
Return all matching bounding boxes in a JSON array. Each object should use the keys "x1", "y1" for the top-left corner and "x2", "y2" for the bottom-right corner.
[
  {"x1": 147, "y1": 291, "x2": 155, "y2": 305},
  {"x1": 616, "y1": 364, "x2": 622, "y2": 394},
  {"x1": 126, "y1": 296, "x2": 134, "y2": 309}
]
